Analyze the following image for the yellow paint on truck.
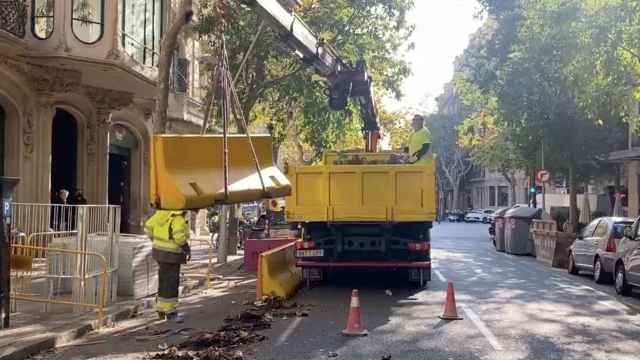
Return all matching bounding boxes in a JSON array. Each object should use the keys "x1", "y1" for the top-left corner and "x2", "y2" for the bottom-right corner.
[
  {"x1": 150, "y1": 134, "x2": 291, "y2": 210},
  {"x1": 285, "y1": 151, "x2": 436, "y2": 223}
]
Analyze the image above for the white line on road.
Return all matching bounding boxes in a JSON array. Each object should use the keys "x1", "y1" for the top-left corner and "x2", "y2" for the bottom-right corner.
[
  {"x1": 461, "y1": 305, "x2": 504, "y2": 352},
  {"x1": 434, "y1": 269, "x2": 447, "y2": 282},
  {"x1": 275, "y1": 317, "x2": 303, "y2": 346},
  {"x1": 597, "y1": 300, "x2": 622, "y2": 311}
]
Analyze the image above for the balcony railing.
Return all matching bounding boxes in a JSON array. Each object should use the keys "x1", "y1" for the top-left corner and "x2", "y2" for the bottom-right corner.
[{"x1": 0, "y1": 0, "x2": 27, "y2": 38}]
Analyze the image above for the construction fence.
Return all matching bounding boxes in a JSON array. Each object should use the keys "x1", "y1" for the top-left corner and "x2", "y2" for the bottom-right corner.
[{"x1": 9, "y1": 204, "x2": 120, "y2": 326}]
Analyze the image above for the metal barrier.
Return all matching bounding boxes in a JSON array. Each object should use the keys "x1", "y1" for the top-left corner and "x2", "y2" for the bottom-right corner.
[
  {"x1": 9, "y1": 204, "x2": 120, "y2": 306},
  {"x1": 10, "y1": 244, "x2": 109, "y2": 328}
]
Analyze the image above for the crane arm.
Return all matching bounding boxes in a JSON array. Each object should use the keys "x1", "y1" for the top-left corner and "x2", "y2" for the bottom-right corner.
[{"x1": 244, "y1": 0, "x2": 381, "y2": 151}]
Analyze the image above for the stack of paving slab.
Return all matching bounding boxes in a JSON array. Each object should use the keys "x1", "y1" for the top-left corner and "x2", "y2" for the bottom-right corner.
[{"x1": 117, "y1": 234, "x2": 158, "y2": 299}]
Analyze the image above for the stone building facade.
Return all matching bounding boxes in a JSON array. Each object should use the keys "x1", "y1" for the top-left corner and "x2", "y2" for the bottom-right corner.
[{"x1": 0, "y1": 0, "x2": 204, "y2": 233}]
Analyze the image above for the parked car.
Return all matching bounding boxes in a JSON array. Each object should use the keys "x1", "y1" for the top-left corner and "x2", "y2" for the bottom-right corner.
[
  {"x1": 447, "y1": 210, "x2": 466, "y2": 222},
  {"x1": 604, "y1": 218, "x2": 640, "y2": 295},
  {"x1": 481, "y1": 209, "x2": 495, "y2": 223},
  {"x1": 568, "y1": 217, "x2": 634, "y2": 284},
  {"x1": 464, "y1": 212, "x2": 484, "y2": 222}
]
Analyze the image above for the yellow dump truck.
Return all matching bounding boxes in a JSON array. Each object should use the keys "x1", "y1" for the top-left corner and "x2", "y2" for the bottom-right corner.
[{"x1": 286, "y1": 151, "x2": 436, "y2": 286}]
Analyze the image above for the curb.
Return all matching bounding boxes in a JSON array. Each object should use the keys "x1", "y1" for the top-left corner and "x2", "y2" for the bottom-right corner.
[
  {"x1": 1, "y1": 259, "x2": 242, "y2": 360},
  {"x1": 0, "y1": 299, "x2": 154, "y2": 360}
]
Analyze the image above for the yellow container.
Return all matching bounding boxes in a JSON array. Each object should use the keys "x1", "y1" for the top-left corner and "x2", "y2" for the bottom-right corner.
[
  {"x1": 150, "y1": 134, "x2": 291, "y2": 210},
  {"x1": 285, "y1": 152, "x2": 436, "y2": 223}
]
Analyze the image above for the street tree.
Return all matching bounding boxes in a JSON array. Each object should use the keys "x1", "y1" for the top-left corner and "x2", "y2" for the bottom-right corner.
[
  {"x1": 196, "y1": 0, "x2": 415, "y2": 160},
  {"x1": 155, "y1": 0, "x2": 194, "y2": 133},
  {"x1": 425, "y1": 112, "x2": 471, "y2": 211},
  {"x1": 454, "y1": 0, "x2": 633, "y2": 230}
]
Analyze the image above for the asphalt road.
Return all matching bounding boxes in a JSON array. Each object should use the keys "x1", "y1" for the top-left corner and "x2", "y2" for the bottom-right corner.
[
  {"x1": 34, "y1": 222, "x2": 640, "y2": 360},
  {"x1": 250, "y1": 222, "x2": 640, "y2": 360}
]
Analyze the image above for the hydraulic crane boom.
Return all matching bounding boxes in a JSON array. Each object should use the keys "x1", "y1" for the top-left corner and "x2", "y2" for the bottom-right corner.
[{"x1": 246, "y1": 0, "x2": 381, "y2": 152}]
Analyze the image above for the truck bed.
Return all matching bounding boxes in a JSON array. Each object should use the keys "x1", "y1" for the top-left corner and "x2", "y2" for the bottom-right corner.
[{"x1": 285, "y1": 153, "x2": 436, "y2": 223}]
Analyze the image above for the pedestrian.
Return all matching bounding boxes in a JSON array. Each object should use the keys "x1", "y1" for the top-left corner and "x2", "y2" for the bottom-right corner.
[
  {"x1": 207, "y1": 207, "x2": 220, "y2": 249},
  {"x1": 72, "y1": 189, "x2": 88, "y2": 205},
  {"x1": 144, "y1": 209, "x2": 191, "y2": 320},
  {"x1": 51, "y1": 189, "x2": 70, "y2": 231},
  {"x1": 406, "y1": 114, "x2": 433, "y2": 165}
]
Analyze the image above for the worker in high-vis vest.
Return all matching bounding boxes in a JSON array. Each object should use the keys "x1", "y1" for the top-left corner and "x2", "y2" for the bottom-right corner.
[
  {"x1": 407, "y1": 114, "x2": 433, "y2": 165},
  {"x1": 145, "y1": 210, "x2": 191, "y2": 320}
]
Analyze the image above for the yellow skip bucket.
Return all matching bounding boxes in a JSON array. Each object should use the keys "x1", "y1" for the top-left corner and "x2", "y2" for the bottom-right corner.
[{"x1": 150, "y1": 134, "x2": 291, "y2": 210}]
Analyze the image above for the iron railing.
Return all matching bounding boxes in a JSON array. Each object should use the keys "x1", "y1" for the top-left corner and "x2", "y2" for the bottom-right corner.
[{"x1": 0, "y1": 0, "x2": 27, "y2": 38}]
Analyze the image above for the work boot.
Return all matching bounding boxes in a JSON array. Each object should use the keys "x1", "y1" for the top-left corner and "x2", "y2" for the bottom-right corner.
[{"x1": 165, "y1": 311, "x2": 178, "y2": 321}]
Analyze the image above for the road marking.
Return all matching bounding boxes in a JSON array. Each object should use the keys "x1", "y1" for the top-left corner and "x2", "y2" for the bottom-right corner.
[
  {"x1": 461, "y1": 305, "x2": 504, "y2": 352},
  {"x1": 434, "y1": 269, "x2": 447, "y2": 282},
  {"x1": 275, "y1": 317, "x2": 303, "y2": 346},
  {"x1": 597, "y1": 300, "x2": 622, "y2": 311}
]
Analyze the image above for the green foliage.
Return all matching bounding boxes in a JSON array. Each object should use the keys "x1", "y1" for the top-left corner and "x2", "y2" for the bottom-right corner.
[
  {"x1": 455, "y1": 0, "x2": 634, "y2": 184},
  {"x1": 196, "y1": 0, "x2": 415, "y2": 159}
]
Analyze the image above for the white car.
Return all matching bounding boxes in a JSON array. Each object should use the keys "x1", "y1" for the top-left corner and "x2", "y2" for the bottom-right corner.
[{"x1": 464, "y1": 212, "x2": 484, "y2": 222}]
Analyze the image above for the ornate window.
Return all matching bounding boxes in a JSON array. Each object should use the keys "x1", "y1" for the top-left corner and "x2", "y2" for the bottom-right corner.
[
  {"x1": 32, "y1": 0, "x2": 54, "y2": 39},
  {"x1": 121, "y1": 0, "x2": 163, "y2": 66},
  {"x1": 72, "y1": 0, "x2": 104, "y2": 44}
]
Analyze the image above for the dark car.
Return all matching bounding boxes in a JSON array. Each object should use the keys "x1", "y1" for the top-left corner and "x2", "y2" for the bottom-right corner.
[{"x1": 568, "y1": 217, "x2": 633, "y2": 284}]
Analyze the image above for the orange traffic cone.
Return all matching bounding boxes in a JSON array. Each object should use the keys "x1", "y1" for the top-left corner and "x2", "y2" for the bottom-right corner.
[
  {"x1": 342, "y1": 289, "x2": 368, "y2": 336},
  {"x1": 439, "y1": 281, "x2": 463, "y2": 320}
]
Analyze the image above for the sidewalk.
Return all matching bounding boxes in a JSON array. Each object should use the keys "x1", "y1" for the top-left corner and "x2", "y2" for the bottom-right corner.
[{"x1": 1, "y1": 240, "x2": 251, "y2": 360}]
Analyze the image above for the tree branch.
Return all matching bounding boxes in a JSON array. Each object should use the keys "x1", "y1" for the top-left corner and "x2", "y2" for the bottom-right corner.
[{"x1": 155, "y1": 0, "x2": 193, "y2": 134}]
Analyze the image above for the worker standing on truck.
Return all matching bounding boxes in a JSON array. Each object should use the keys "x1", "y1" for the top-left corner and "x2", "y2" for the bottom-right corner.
[
  {"x1": 407, "y1": 114, "x2": 433, "y2": 165},
  {"x1": 145, "y1": 210, "x2": 191, "y2": 320}
]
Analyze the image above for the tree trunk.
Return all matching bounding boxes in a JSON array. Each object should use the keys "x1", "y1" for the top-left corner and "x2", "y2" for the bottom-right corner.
[
  {"x1": 227, "y1": 204, "x2": 239, "y2": 255},
  {"x1": 200, "y1": 68, "x2": 217, "y2": 134},
  {"x1": 569, "y1": 163, "x2": 578, "y2": 233},
  {"x1": 154, "y1": 0, "x2": 193, "y2": 134},
  {"x1": 452, "y1": 181, "x2": 460, "y2": 210},
  {"x1": 501, "y1": 171, "x2": 517, "y2": 206},
  {"x1": 217, "y1": 205, "x2": 228, "y2": 264}
]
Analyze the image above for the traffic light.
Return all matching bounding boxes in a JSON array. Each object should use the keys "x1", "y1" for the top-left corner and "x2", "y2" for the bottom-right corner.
[{"x1": 529, "y1": 186, "x2": 543, "y2": 194}]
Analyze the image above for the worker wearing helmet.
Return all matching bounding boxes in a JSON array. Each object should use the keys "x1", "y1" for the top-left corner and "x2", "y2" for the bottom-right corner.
[
  {"x1": 407, "y1": 114, "x2": 433, "y2": 165},
  {"x1": 145, "y1": 210, "x2": 191, "y2": 320}
]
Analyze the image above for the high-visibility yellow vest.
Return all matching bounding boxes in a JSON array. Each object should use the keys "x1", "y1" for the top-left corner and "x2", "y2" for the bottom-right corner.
[
  {"x1": 145, "y1": 210, "x2": 189, "y2": 254},
  {"x1": 408, "y1": 127, "x2": 433, "y2": 165}
]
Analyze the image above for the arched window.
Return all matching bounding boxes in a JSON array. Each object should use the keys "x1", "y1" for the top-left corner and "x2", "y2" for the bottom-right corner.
[
  {"x1": 121, "y1": 0, "x2": 163, "y2": 66},
  {"x1": 72, "y1": 0, "x2": 104, "y2": 44},
  {"x1": 32, "y1": 0, "x2": 55, "y2": 39}
]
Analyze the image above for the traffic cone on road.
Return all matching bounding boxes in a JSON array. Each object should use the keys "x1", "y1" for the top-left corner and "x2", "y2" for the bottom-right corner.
[
  {"x1": 342, "y1": 289, "x2": 368, "y2": 336},
  {"x1": 439, "y1": 281, "x2": 463, "y2": 320}
]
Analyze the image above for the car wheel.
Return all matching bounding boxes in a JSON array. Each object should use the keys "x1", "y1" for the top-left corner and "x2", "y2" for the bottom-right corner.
[
  {"x1": 593, "y1": 257, "x2": 608, "y2": 284},
  {"x1": 568, "y1": 253, "x2": 579, "y2": 275},
  {"x1": 615, "y1": 264, "x2": 631, "y2": 296}
]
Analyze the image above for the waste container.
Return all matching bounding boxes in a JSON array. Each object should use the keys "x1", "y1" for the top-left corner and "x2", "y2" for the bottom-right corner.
[
  {"x1": 504, "y1": 207, "x2": 542, "y2": 255},
  {"x1": 494, "y1": 207, "x2": 510, "y2": 252}
]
